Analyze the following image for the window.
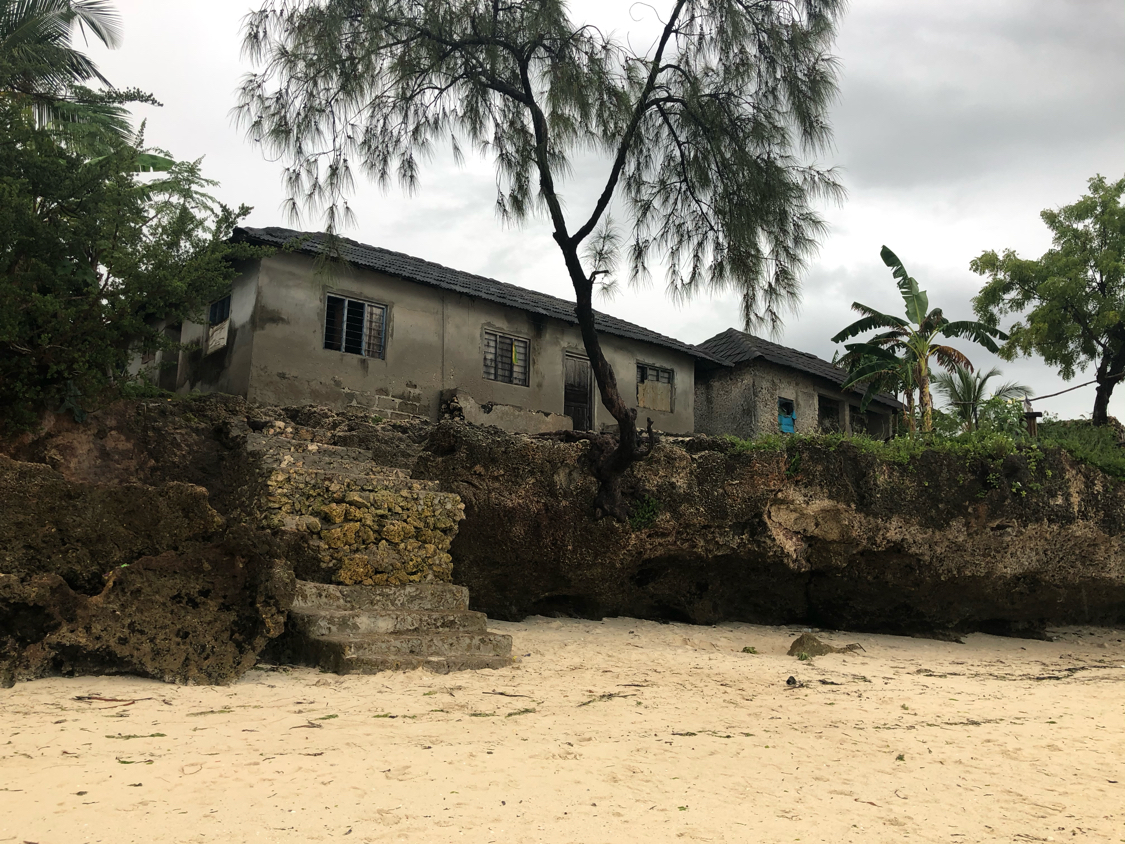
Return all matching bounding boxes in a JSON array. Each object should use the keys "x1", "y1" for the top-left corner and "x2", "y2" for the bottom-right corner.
[
  {"x1": 483, "y1": 331, "x2": 529, "y2": 386},
  {"x1": 849, "y1": 404, "x2": 868, "y2": 435},
  {"x1": 324, "y1": 295, "x2": 386, "y2": 359},
  {"x1": 818, "y1": 395, "x2": 841, "y2": 432},
  {"x1": 778, "y1": 397, "x2": 796, "y2": 433},
  {"x1": 208, "y1": 295, "x2": 231, "y2": 325},
  {"x1": 206, "y1": 295, "x2": 231, "y2": 355},
  {"x1": 637, "y1": 364, "x2": 673, "y2": 412}
]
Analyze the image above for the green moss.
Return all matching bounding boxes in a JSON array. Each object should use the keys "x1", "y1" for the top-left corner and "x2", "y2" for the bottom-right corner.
[{"x1": 629, "y1": 495, "x2": 661, "y2": 530}]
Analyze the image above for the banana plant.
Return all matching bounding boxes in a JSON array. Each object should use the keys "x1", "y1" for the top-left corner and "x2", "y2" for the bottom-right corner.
[{"x1": 833, "y1": 246, "x2": 1008, "y2": 433}]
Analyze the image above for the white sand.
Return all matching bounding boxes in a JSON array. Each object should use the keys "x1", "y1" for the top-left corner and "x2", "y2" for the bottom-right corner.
[{"x1": 2, "y1": 618, "x2": 1122, "y2": 843}]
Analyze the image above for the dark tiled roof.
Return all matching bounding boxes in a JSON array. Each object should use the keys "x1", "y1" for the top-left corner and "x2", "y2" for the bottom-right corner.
[
  {"x1": 236, "y1": 226, "x2": 724, "y2": 363},
  {"x1": 698, "y1": 328, "x2": 904, "y2": 410}
]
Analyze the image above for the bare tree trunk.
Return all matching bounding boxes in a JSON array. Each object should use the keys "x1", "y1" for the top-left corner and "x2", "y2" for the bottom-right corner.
[
  {"x1": 918, "y1": 358, "x2": 934, "y2": 433},
  {"x1": 1092, "y1": 338, "x2": 1125, "y2": 427},
  {"x1": 557, "y1": 245, "x2": 655, "y2": 520}
]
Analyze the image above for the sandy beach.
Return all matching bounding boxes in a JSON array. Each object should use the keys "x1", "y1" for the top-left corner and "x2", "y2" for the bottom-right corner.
[{"x1": 2, "y1": 618, "x2": 1122, "y2": 844}]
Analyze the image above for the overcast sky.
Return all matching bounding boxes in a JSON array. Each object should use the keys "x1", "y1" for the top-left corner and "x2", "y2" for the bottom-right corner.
[{"x1": 91, "y1": 0, "x2": 1125, "y2": 420}]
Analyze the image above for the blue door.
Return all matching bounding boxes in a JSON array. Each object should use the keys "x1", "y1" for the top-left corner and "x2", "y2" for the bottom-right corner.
[{"x1": 778, "y1": 398, "x2": 796, "y2": 433}]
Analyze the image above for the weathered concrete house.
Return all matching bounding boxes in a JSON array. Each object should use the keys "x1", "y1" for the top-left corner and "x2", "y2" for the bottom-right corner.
[
  {"x1": 693, "y1": 328, "x2": 902, "y2": 439},
  {"x1": 149, "y1": 227, "x2": 719, "y2": 434}
]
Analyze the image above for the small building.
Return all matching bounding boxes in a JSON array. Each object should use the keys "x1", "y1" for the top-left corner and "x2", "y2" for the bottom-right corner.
[
  {"x1": 145, "y1": 227, "x2": 720, "y2": 435},
  {"x1": 694, "y1": 328, "x2": 902, "y2": 439}
]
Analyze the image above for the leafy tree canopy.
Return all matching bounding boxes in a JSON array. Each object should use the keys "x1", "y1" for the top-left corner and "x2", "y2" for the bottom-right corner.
[
  {"x1": 971, "y1": 174, "x2": 1125, "y2": 425},
  {"x1": 0, "y1": 101, "x2": 260, "y2": 429}
]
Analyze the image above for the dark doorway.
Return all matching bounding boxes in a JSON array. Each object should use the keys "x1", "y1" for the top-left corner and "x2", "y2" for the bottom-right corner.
[
  {"x1": 564, "y1": 354, "x2": 593, "y2": 431},
  {"x1": 818, "y1": 395, "x2": 841, "y2": 432}
]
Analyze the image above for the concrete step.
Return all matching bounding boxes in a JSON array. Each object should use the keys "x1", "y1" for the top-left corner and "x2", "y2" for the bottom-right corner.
[
  {"x1": 327, "y1": 653, "x2": 512, "y2": 675},
  {"x1": 289, "y1": 630, "x2": 513, "y2": 673},
  {"x1": 294, "y1": 581, "x2": 470, "y2": 612},
  {"x1": 288, "y1": 608, "x2": 489, "y2": 636},
  {"x1": 309, "y1": 631, "x2": 513, "y2": 660}
]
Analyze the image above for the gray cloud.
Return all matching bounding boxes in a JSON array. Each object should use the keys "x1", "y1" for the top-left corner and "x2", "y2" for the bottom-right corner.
[{"x1": 832, "y1": 0, "x2": 1125, "y2": 190}]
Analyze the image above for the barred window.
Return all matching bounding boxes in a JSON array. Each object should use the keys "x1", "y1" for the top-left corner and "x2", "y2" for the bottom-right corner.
[
  {"x1": 206, "y1": 295, "x2": 231, "y2": 356},
  {"x1": 483, "y1": 331, "x2": 529, "y2": 386},
  {"x1": 324, "y1": 295, "x2": 386, "y2": 359}
]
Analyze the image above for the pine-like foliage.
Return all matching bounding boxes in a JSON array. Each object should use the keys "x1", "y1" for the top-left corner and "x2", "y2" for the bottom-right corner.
[
  {"x1": 237, "y1": 0, "x2": 844, "y2": 333},
  {"x1": 236, "y1": 0, "x2": 846, "y2": 516}
]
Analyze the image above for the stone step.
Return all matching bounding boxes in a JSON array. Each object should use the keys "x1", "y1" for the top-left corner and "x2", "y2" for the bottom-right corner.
[
  {"x1": 271, "y1": 465, "x2": 442, "y2": 492},
  {"x1": 249, "y1": 431, "x2": 380, "y2": 463},
  {"x1": 306, "y1": 630, "x2": 513, "y2": 660},
  {"x1": 294, "y1": 581, "x2": 470, "y2": 612},
  {"x1": 326, "y1": 653, "x2": 512, "y2": 675},
  {"x1": 288, "y1": 608, "x2": 488, "y2": 636}
]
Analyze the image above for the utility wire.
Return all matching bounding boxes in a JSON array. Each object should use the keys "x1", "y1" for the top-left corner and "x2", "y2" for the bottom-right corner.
[{"x1": 1026, "y1": 372, "x2": 1125, "y2": 403}]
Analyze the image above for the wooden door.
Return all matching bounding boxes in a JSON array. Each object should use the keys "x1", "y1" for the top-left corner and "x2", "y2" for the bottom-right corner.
[{"x1": 564, "y1": 354, "x2": 593, "y2": 431}]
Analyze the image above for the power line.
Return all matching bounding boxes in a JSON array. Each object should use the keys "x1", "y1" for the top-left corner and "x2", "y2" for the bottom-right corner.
[{"x1": 1027, "y1": 372, "x2": 1125, "y2": 403}]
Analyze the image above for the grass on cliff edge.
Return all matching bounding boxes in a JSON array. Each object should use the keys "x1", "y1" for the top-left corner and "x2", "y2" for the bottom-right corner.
[{"x1": 725, "y1": 420, "x2": 1125, "y2": 481}]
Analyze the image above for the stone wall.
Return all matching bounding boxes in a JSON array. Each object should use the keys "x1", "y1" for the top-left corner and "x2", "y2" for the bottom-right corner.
[
  {"x1": 251, "y1": 422, "x2": 464, "y2": 586},
  {"x1": 695, "y1": 359, "x2": 893, "y2": 439}
]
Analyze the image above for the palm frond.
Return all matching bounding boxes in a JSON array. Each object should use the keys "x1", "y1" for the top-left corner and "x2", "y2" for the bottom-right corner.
[
  {"x1": 930, "y1": 344, "x2": 974, "y2": 372},
  {"x1": 831, "y1": 309, "x2": 909, "y2": 343}
]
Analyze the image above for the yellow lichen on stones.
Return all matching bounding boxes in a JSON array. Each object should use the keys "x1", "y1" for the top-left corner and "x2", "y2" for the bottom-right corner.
[
  {"x1": 320, "y1": 502, "x2": 347, "y2": 524},
  {"x1": 257, "y1": 449, "x2": 465, "y2": 586}
]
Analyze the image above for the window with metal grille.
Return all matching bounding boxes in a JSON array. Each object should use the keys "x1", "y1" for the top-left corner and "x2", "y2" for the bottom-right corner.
[
  {"x1": 205, "y1": 295, "x2": 231, "y2": 355},
  {"x1": 483, "y1": 331, "x2": 529, "y2": 386},
  {"x1": 323, "y1": 295, "x2": 386, "y2": 359}
]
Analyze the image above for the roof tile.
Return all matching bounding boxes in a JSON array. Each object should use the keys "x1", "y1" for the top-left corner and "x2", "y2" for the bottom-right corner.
[
  {"x1": 236, "y1": 226, "x2": 724, "y2": 363},
  {"x1": 698, "y1": 328, "x2": 903, "y2": 410}
]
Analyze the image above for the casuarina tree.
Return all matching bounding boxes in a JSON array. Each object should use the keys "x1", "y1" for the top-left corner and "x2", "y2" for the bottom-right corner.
[
  {"x1": 971, "y1": 174, "x2": 1125, "y2": 426},
  {"x1": 236, "y1": 0, "x2": 846, "y2": 518},
  {"x1": 832, "y1": 246, "x2": 1006, "y2": 434}
]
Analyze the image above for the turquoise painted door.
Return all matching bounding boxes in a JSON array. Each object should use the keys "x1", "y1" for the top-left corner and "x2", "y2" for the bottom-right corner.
[{"x1": 778, "y1": 398, "x2": 796, "y2": 433}]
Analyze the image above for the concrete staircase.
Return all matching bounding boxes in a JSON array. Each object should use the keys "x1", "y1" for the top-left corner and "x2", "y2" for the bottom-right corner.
[{"x1": 281, "y1": 580, "x2": 513, "y2": 674}]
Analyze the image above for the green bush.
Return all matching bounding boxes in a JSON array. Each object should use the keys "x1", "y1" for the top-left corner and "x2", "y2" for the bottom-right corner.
[
  {"x1": 725, "y1": 417, "x2": 1125, "y2": 486},
  {"x1": 1039, "y1": 419, "x2": 1125, "y2": 480}
]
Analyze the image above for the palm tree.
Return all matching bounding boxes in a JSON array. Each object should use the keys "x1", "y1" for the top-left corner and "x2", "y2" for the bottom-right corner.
[
  {"x1": 832, "y1": 246, "x2": 1008, "y2": 433},
  {"x1": 933, "y1": 365, "x2": 1033, "y2": 432},
  {"x1": 1, "y1": 2, "x2": 167, "y2": 165},
  {"x1": 0, "y1": 0, "x2": 122, "y2": 99}
]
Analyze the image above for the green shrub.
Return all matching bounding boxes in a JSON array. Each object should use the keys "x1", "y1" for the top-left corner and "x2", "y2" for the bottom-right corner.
[{"x1": 1039, "y1": 419, "x2": 1125, "y2": 480}]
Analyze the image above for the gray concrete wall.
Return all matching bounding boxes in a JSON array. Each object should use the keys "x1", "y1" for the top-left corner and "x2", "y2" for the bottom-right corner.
[
  {"x1": 175, "y1": 265, "x2": 259, "y2": 397},
  {"x1": 694, "y1": 358, "x2": 893, "y2": 439},
  {"x1": 220, "y1": 253, "x2": 696, "y2": 433}
]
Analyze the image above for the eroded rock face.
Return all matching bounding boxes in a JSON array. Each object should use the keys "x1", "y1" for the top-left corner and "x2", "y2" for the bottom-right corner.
[
  {"x1": 416, "y1": 423, "x2": 1125, "y2": 635},
  {"x1": 0, "y1": 532, "x2": 294, "y2": 686},
  {"x1": 0, "y1": 455, "x2": 225, "y2": 593},
  {"x1": 0, "y1": 397, "x2": 296, "y2": 684}
]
